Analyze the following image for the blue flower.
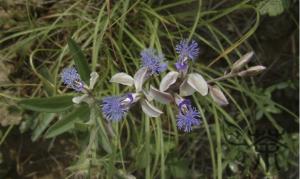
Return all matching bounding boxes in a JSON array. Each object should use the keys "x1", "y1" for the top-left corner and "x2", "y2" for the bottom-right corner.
[
  {"x1": 176, "y1": 99, "x2": 201, "y2": 132},
  {"x1": 61, "y1": 67, "x2": 84, "y2": 92},
  {"x1": 175, "y1": 39, "x2": 199, "y2": 71},
  {"x1": 175, "y1": 60, "x2": 188, "y2": 71},
  {"x1": 141, "y1": 48, "x2": 167, "y2": 75},
  {"x1": 175, "y1": 39, "x2": 199, "y2": 61},
  {"x1": 102, "y1": 93, "x2": 134, "y2": 121}
]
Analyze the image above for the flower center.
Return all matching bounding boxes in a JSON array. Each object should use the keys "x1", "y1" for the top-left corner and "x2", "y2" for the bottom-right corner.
[
  {"x1": 120, "y1": 94, "x2": 134, "y2": 108},
  {"x1": 178, "y1": 99, "x2": 191, "y2": 115}
]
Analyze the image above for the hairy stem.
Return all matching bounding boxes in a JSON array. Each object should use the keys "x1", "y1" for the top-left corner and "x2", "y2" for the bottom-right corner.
[{"x1": 207, "y1": 73, "x2": 237, "y2": 84}]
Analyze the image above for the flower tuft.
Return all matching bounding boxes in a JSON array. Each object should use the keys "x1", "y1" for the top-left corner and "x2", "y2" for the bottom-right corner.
[
  {"x1": 175, "y1": 60, "x2": 188, "y2": 71},
  {"x1": 141, "y1": 48, "x2": 167, "y2": 75},
  {"x1": 102, "y1": 94, "x2": 134, "y2": 122},
  {"x1": 175, "y1": 39, "x2": 199, "y2": 61},
  {"x1": 176, "y1": 99, "x2": 201, "y2": 132},
  {"x1": 61, "y1": 67, "x2": 84, "y2": 92}
]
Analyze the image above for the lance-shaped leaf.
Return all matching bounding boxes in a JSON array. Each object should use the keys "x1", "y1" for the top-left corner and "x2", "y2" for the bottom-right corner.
[
  {"x1": 19, "y1": 95, "x2": 74, "y2": 112},
  {"x1": 149, "y1": 85, "x2": 173, "y2": 104},
  {"x1": 110, "y1": 72, "x2": 134, "y2": 86},
  {"x1": 179, "y1": 79, "x2": 196, "y2": 96},
  {"x1": 134, "y1": 67, "x2": 148, "y2": 92},
  {"x1": 89, "y1": 72, "x2": 99, "y2": 89},
  {"x1": 159, "y1": 71, "x2": 179, "y2": 91},
  {"x1": 187, "y1": 73, "x2": 208, "y2": 96},
  {"x1": 39, "y1": 67, "x2": 55, "y2": 96},
  {"x1": 238, "y1": 66, "x2": 266, "y2": 77},
  {"x1": 141, "y1": 99, "x2": 162, "y2": 117},
  {"x1": 31, "y1": 113, "x2": 56, "y2": 141},
  {"x1": 67, "y1": 37, "x2": 91, "y2": 84},
  {"x1": 45, "y1": 105, "x2": 90, "y2": 138},
  {"x1": 209, "y1": 85, "x2": 229, "y2": 106},
  {"x1": 231, "y1": 51, "x2": 254, "y2": 73},
  {"x1": 74, "y1": 121, "x2": 91, "y2": 132}
]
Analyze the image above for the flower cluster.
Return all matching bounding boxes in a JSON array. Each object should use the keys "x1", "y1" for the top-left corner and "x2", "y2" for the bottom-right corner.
[
  {"x1": 102, "y1": 40, "x2": 203, "y2": 132},
  {"x1": 141, "y1": 48, "x2": 167, "y2": 75},
  {"x1": 60, "y1": 68, "x2": 99, "y2": 104},
  {"x1": 102, "y1": 94, "x2": 134, "y2": 122},
  {"x1": 175, "y1": 39, "x2": 199, "y2": 72},
  {"x1": 61, "y1": 67, "x2": 85, "y2": 92},
  {"x1": 61, "y1": 39, "x2": 265, "y2": 133},
  {"x1": 176, "y1": 99, "x2": 201, "y2": 132}
]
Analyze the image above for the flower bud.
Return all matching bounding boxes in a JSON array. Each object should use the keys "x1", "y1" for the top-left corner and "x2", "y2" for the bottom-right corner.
[
  {"x1": 238, "y1": 65, "x2": 266, "y2": 77},
  {"x1": 209, "y1": 85, "x2": 229, "y2": 106}
]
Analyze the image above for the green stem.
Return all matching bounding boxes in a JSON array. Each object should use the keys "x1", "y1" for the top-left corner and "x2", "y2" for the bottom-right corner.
[
  {"x1": 214, "y1": 106, "x2": 222, "y2": 179},
  {"x1": 207, "y1": 73, "x2": 236, "y2": 84},
  {"x1": 145, "y1": 115, "x2": 151, "y2": 179},
  {"x1": 0, "y1": 125, "x2": 14, "y2": 146},
  {"x1": 195, "y1": 100, "x2": 217, "y2": 179}
]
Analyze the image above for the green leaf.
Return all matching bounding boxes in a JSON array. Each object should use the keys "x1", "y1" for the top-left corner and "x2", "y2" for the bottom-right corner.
[
  {"x1": 168, "y1": 158, "x2": 189, "y2": 178},
  {"x1": 31, "y1": 113, "x2": 56, "y2": 141},
  {"x1": 257, "y1": 0, "x2": 285, "y2": 16},
  {"x1": 39, "y1": 67, "x2": 55, "y2": 96},
  {"x1": 135, "y1": 147, "x2": 148, "y2": 169},
  {"x1": 98, "y1": 127, "x2": 112, "y2": 154},
  {"x1": 45, "y1": 105, "x2": 90, "y2": 138},
  {"x1": 67, "y1": 37, "x2": 91, "y2": 84},
  {"x1": 95, "y1": 109, "x2": 112, "y2": 154},
  {"x1": 19, "y1": 95, "x2": 74, "y2": 112},
  {"x1": 74, "y1": 121, "x2": 91, "y2": 132}
]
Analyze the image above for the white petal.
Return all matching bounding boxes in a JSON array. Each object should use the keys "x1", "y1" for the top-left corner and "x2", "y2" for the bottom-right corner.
[
  {"x1": 143, "y1": 90, "x2": 154, "y2": 101},
  {"x1": 159, "y1": 71, "x2": 179, "y2": 91},
  {"x1": 89, "y1": 72, "x2": 99, "y2": 89},
  {"x1": 179, "y1": 79, "x2": 196, "y2": 96},
  {"x1": 110, "y1": 72, "x2": 134, "y2": 86},
  {"x1": 187, "y1": 73, "x2": 208, "y2": 96},
  {"x1": 141, "y1": 99, "x2": 162, "y2": 117},
  {"x1": 149, "y1": 85, "x2": 173, "y2": 104},
  {"x1": 134, "y1": 67, "x2": 148, "y2": 92},
  {"x1": 72, "y1": 94, "x2": 89, "y2": 104}
]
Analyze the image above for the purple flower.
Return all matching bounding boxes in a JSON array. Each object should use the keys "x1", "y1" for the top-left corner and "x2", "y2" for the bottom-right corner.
[
  {"x1": 61, "y1": 67, "x2": 84, "y2": 92},
  {"x1": 102, "y1": 93, "x2": 134, "y2": 121},
  {"x1": 141, "y1": 48, "x2": 167, "y2": 75},
  {"x1": 176, "y1": 99, "x2": 201, "y2": 132},
  {"x1": 175, "y1": 39, "x2": 199, "y2": 61},
  {"x1": 175, "y1": 60, "x2": 188, "y2": 71},
  {"x1": 175, "y1": 39, "x2": 199, "y2": 71}
]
